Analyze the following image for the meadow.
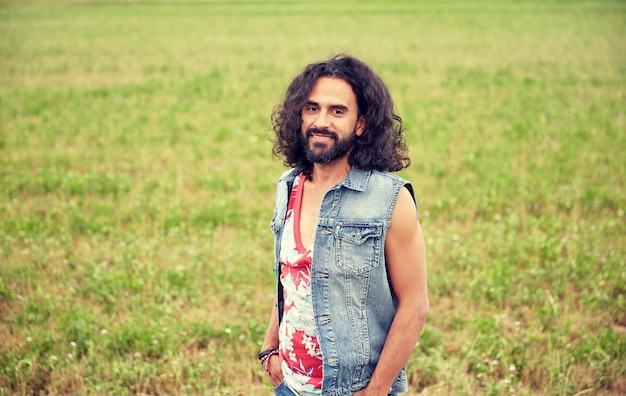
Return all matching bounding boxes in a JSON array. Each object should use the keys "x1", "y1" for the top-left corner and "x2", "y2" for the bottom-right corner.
[{"x1": 1, "y1": 0, "x2": 625, "y2": 394}]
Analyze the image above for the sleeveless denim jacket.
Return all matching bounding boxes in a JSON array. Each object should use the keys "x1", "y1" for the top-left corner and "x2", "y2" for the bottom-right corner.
[{"x1": 270, "y1": 167, "x2": 416, "y2": 395}]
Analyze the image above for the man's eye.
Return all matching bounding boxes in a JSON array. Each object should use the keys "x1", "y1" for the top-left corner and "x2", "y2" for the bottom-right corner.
[{"x1": 306, "y1": 106, "x2": 317, "y2": 112}]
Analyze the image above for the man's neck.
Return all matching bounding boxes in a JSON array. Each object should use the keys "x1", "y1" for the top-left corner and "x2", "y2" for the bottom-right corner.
[{"x1": 309, "y1": 158, "x2": 351, "y2": 190}]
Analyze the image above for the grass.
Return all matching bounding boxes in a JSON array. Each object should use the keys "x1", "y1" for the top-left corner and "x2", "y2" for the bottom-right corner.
[{"x1": 1, "y1": 0, "x2": 625, "y2": 394}]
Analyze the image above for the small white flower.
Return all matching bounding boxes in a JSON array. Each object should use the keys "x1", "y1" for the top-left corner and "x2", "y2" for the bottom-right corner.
[{"x1": 100, "y1": 329, "x2": 108, "y2": 335}]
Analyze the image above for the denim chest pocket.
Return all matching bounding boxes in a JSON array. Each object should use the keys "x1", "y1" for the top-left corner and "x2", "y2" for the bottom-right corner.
[{"x1": 334, "y1": 223, "x2": 383, "y2": 274}]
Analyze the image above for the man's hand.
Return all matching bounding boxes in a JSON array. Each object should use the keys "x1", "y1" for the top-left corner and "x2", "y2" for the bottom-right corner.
[
  {"x1": 353, "y1": 386, "x2": 386, "y2": 396},
  {"x1": 266, "y1": 354, "x2": 283, "y2": 387}
]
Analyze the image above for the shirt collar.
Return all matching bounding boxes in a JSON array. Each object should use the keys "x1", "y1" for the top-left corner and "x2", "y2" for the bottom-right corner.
[
  {"x1": 279, "y1": 167, "x2": 371, "y2": 192},
  {"x1": 339, "y1": 167, "x2": 370, "y2": 192}
]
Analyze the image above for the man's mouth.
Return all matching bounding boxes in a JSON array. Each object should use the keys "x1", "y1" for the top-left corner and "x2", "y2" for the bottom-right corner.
[
  {"x1": 307, "y1": 128, "x2": 337, "y2": 142},
  {"x1": 310, "y1": 134, "x2": 334, "y2": 142}
]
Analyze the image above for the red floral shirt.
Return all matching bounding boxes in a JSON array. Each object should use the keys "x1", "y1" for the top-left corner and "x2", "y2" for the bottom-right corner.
[{"x1": 278, "y1": 174, "x2": 323, "y2": 394}]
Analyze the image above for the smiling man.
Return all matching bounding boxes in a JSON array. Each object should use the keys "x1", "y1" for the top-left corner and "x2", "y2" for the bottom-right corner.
[
  {"x1": 300, "y1": 77, "x2": 364, "y2": 165},
  {"x1": 259, "y1": 54, "x2": 429, "y2": 396}
]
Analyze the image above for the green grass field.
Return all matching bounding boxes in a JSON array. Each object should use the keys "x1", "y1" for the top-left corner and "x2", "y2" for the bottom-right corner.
[{"x1": 1, "y1": 0, "x2": 625, "y2": 394}]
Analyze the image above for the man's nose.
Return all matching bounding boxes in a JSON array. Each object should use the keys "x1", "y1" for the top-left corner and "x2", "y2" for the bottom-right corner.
[{"x1": 313, "y1": 110, "x2": 331, "y2": 129}]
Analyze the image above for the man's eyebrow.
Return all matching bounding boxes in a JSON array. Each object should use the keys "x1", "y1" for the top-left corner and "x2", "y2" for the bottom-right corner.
[{"x1": 305, "y1": 101, "x2": 349, "y2": 111}]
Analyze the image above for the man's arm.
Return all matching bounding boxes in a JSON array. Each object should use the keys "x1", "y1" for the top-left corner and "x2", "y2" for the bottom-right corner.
[
  {"x1": 355, "y1": 186, "x2": 430, "y2": 396},
  {"x1": 260, "y1": 297, "x2": 283, "y2": 387}
]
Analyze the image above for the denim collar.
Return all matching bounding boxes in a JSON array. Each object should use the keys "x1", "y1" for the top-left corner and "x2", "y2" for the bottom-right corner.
[
  {"x1": 339, "y1": 167, "x2": 370, "y2": 192},
  {"x1": 279, "y1": 167, "x2": 371, "y2": 192}
]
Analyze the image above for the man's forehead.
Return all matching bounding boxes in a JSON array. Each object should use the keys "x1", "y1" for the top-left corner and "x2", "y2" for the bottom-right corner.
[{"x1": 308, "y1": 77, "x2": 357, "y2": 105}]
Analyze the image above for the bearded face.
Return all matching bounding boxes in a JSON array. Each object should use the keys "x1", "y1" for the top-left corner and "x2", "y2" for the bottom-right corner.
[{"x1": 300, "y1": 126, "x2": 358, "y2": 164}]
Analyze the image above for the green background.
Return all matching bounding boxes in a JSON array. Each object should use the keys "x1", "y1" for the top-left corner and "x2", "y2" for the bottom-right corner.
[{"x1": 1, "y1": 1, "x2": 624, "y2": 394}]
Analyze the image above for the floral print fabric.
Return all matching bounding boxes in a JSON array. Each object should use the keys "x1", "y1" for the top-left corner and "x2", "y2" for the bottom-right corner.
[{"x1": 278, "y1": 174, "x2": 323, "y2": 395}]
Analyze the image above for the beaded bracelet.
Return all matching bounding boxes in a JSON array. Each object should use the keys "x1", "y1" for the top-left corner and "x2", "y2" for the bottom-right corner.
[
  {"x1": 258, "y1": 348, "x2": 278, "y2": 360},
  {"x1": 258, "y1": 349, "x2": 279, "y2": 376}
]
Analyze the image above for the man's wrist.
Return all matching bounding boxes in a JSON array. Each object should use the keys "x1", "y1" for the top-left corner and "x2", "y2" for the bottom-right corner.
[
  {"x1": 258, "y1": 348, "x2": 280, "y2": 377},
  {"x1": 258, "y1": 348, "x2": 279, "y2": 360}
]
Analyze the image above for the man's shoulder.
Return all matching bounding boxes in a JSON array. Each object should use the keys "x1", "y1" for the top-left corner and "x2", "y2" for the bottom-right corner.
[
  {"x1": 368, "y1": 169, "x2": 409, "y2": 185},
  {"x1": 367, "y1": 170, "x2": 415, "y2": 203}
]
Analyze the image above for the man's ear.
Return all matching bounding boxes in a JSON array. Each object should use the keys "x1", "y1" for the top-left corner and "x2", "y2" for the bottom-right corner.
[{"x1": 356, "y1": 116, "x2": 367, "y2": 136}]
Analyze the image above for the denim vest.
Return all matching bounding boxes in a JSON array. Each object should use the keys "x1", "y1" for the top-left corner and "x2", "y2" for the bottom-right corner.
[{"x1": 270, "y1": 167, "x2": 416, "y2": 395}]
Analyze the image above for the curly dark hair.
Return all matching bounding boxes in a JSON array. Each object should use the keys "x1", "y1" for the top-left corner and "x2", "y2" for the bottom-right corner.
[{"x1": 271, "y1": 54, "x2": 410, "y2": 174}]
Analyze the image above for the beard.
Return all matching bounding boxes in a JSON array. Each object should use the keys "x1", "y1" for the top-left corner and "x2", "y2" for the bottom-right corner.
[{"x1": 301, "y1": 126, "x2": 358, "y2": 164}]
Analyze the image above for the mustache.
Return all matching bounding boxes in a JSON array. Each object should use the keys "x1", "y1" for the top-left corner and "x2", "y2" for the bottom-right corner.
[{"x1": 306, "y1": 128, "x2": 338, "y2": 139}]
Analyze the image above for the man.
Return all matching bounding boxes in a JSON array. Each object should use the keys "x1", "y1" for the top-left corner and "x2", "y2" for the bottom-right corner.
[{"x1": 259, "y1": 54, "x2": 429, "y2": 396}]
